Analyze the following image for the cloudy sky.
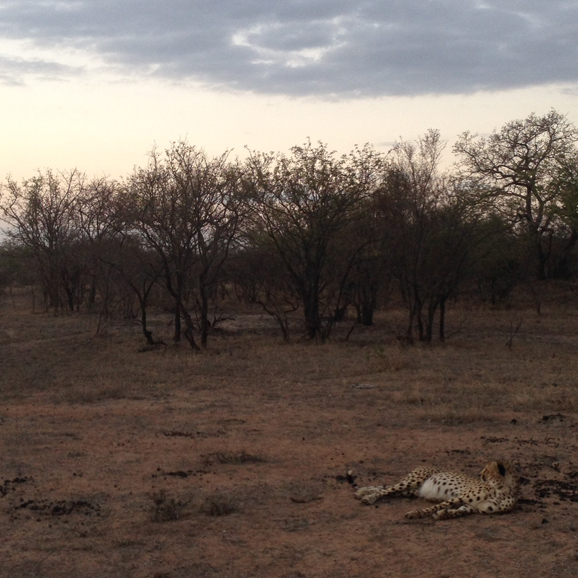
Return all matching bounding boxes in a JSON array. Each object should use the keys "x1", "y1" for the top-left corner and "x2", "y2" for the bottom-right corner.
[{"x1": 1, "y1": 0, "x2": 577, "y2": 179}]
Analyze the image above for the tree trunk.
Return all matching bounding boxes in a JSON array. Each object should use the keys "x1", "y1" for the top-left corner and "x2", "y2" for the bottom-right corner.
[
  {"x1": 356, "y1": 279, "x2": 377, "y2": 326},
  {"x1": 138, "y1": 296, "x2": 155, "y2": 346},
  {"x1": 173, "y1": 301, "x2": 181, "y2": 342},
  {"x1": 180, "y1": 304, "x2": 201, "y2": 351},
  {"x1": 425, "y1": 299, "x2": 438, "y2": 343},
  {"x1": 88, "y1": 283, "x2": 97, "y2": 310},
  {"x1": 199, "y1": 274, "x2": 210, "y2": 348},
  {"x1": 167, "y1": 271, "x2": 183, "y2": 343},
  {"x1": 439, "y1": 296, "x2": 446, "y2": 342},
  {"x1": 414, "y1": 293, "x2": 425, "y2": 341},
  {"x1": 304, "y1": 298, "x2": 319, "y2": 339},
  {"x1": 526, "y1": 223, "x2": 546, "y2": 280}
]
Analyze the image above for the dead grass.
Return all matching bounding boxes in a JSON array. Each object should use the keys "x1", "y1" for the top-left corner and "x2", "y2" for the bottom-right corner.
[
  {"x1": 370, "y1": 344, "x2": 413, "y2": 372},
  {"x1": 202, "y1": 451, "x2": 266, "y2": 465},
  {"x1": 55, "y1": 381, "x2": 140, "y2": 404},
  {"x1": 417, "y1": 405, "x2": 500, "y2": 425},
  {"x1": 150, "y1": 490, "x2": 189, "y2": 522},
  {"x1": 200, "y1": 492, "x2": 239, "y2": 516},
  {"x1": 3, "y1": 293, "x2": 578, "y2": 577}
]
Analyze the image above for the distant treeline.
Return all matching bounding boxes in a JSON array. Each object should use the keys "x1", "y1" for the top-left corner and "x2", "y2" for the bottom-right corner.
[{"x1": 1, "y1": 110, "x2": 578, "y2": 347}]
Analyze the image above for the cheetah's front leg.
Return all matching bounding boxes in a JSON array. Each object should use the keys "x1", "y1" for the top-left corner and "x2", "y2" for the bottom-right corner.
[
  {"x1": 405, "y1": 498, "x2": 467, "y2": 519},
  {"x1": 432, "y1": 504, "x2": 476, "y2": 520}
]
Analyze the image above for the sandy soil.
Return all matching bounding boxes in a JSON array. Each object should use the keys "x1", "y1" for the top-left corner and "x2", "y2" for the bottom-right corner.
[{"x1": 2, "y1": 297, "x2": 578, "y2": 577}]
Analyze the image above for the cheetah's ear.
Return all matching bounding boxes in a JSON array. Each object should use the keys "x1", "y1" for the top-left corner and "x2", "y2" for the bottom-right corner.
[{"x1": 497, "y1": 462, "x2": 506, "y2": 477}]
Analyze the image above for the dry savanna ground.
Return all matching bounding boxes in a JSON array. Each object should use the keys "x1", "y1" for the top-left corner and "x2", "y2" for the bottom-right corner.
[{"x1": 2, "y1": 288, "x2": 578, "y2": 578}]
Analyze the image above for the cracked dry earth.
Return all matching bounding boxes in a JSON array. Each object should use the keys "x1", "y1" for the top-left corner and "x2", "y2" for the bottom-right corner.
[{"x1": 2, "y1": 302, "x2": 578, "y2": 577}]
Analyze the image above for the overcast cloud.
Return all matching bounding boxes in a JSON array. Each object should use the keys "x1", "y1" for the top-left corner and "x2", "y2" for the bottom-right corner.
[{"x1": 0, "y1": 0, "x2": 576, "y2": 97}]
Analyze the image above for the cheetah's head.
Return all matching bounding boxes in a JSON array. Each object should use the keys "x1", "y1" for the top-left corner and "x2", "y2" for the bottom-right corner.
[{"x1": 480, "y1": 460, "x2": 519, "y2": 493}]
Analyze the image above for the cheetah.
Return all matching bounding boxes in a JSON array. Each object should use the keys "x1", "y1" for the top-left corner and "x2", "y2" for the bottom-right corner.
[{"x1": 353, "y1": 460, "x2": 519, "y2": 520}]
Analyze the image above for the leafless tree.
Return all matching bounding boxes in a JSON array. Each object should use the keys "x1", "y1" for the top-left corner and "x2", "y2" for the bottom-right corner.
[
  {"x1": 381, "y1": 130, "x2": 480, "y2": 342},
  {"x1": 126, "y1": 141, "x2": 245, "y2": 349},
  {"x1": 0, "y1": 169, "x2": 85, "y2": 311},
  {"x1": 245, "y1": 141, "x2": 382, "y2": 341},
  {"x1": 454, "y1": 109, "x2": 578, "y2": 279}
]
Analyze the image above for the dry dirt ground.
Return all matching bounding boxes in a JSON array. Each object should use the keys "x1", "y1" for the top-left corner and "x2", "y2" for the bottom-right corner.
[{"x1": 2, "y1": 292, "x2": 578, "y2": 577}]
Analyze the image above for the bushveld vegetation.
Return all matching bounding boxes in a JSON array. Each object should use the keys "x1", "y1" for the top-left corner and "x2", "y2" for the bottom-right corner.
[
  {"x1": 3, "y1": 110, "x2": 578, "y2": 577},
  {"x1": 2, "y1": 268, "x2": 578, "y2": 576},
  {"x1": 1, "y1": 109, "x2": 578, "y2": 347}
]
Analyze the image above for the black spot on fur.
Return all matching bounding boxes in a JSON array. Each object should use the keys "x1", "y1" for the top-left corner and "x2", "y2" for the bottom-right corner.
[{"x1": 498, "y1": 463, "x2": 506, "y2": 477}]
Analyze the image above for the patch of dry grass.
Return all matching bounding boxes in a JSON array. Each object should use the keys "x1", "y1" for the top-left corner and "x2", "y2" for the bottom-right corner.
[
  {"x1": 200, "y1": 492, "x2": 239, "y2": 516},
  {"x1": 55, "y1": 381, "x2": 141, "y2": 404},
  {"x1": 202, "y1": 451, "x2": 266, "y2": 465},
  {"x1": 370, "y1": 345, "x2": 413, "y2": 372},
  {"x1": 417, "y1": 405, "x2": 500, "y2": 425},
  {"x1": 3, "y1": 293, "x2": 578, "y2": 577},
  {"x1": 150, "y1": 490, "x2": 190, "y2": 522}
]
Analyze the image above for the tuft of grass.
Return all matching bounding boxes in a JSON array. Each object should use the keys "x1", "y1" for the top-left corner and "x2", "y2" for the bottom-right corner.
[
  {"x1": 150, "y1": 490, "x2": 189, "y2": 522},
  {"x1": 202, "y1": 451, "x2": 266, "y2": 466},
  {"x1": 418, "y1": 406, "x2": 497, "y2": 425},
  {"x1": 200, "y1": 493, "x2": 238, "y2": 516},
  {"x1": 371, "y1": 346, "x2": 411, "y2": 372},
  {"x1": 390, "y1": 387, "x2": 429, "y2": 406}
]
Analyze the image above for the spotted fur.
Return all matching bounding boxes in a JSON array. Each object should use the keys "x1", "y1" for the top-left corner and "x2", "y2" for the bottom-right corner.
[{"x1": 354, "y1": 460, "x2": 519, "y2": 520}]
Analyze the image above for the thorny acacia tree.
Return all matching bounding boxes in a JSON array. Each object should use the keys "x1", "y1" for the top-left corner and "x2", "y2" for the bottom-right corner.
[
  {"x1": 245, "y1": 141, "x2": 382, "y2": 341},
  {"x1": 75, "y1": 177, "x2": 123, "y2": 312},
  {"x1": 127, "y1": 141, "x2": 245, "y2": 349},
  {"x1": 105, "y1": 234, "x2": 165, "y2": 346},
  {"x1": 382, "y1": 130, "x2": 479, "y2": 342},
  {"x1": 454, "y1": 110, "x2": 578, "y2": 279},
  {"x1": 77, "y1": 181, "x2": 166, "y2": 344},
  {"x1": 0, "y1": 169, "x2": 86, "y2": 311}
]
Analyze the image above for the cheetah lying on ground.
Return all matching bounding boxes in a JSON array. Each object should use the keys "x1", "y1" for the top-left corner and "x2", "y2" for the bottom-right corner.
[{"x1": 353, "y1": 460, "x2": 519, "y2": 520}]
